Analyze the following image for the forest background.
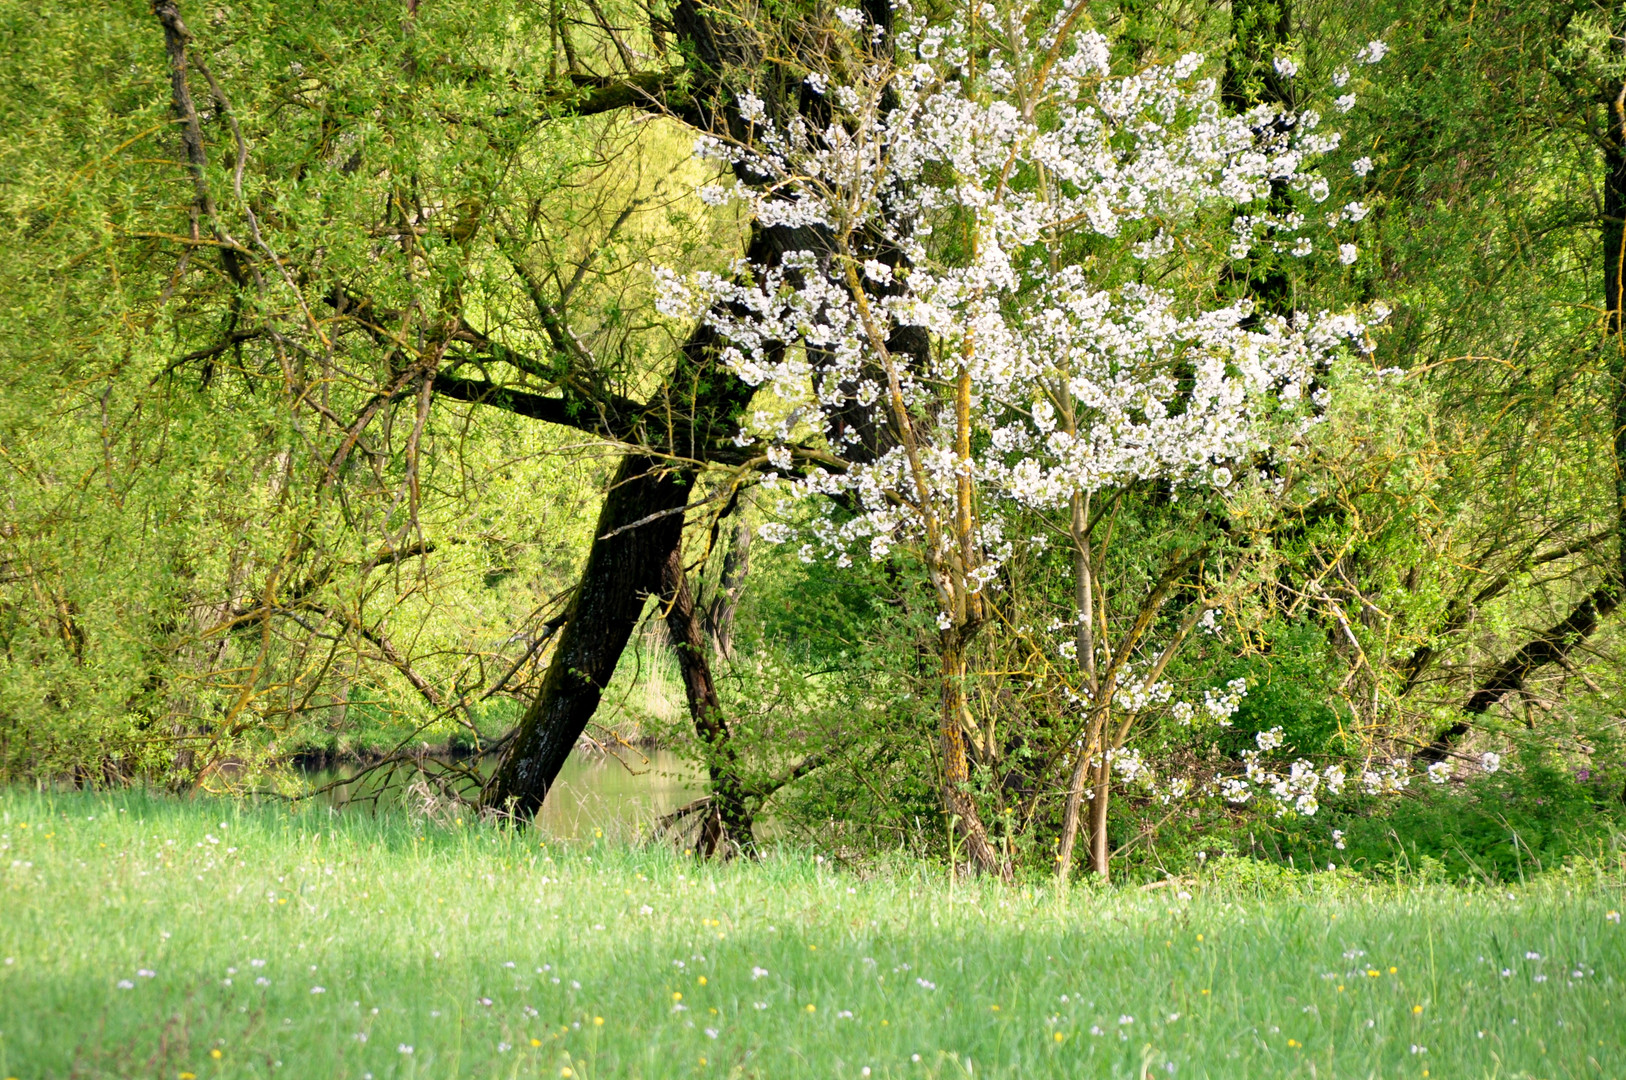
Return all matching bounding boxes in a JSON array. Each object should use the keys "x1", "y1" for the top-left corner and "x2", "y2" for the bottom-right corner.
[{"x1": 3, "y1": 0, "x2": 1625, "y2": 885}]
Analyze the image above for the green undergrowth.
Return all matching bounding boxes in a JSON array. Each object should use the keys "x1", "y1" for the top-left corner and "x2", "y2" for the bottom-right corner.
[{"x1": 1, "y1": 789, "x2": 1623, "y2": 1079}]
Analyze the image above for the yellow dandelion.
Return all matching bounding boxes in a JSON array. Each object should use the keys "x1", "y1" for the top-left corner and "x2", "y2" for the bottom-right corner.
[
  {"x1": 593, "y1": 1016, "x2": 603, "y2": 1026},
  {"x1": 1287, "y1": 1039, "x2": 1300, "y2": 1048},
  {"x1": 1196, "y1": 934, "x2": 1204, "y2": 942},
  {"x1": 990, "y1": 1005, "x2": 1001, "y2": 1012},
  {"x1": 210, "y1": 1049, "x2": 222, "y2": 1059},
  {"x1": 805, "y1": 1003, "x2": 816, "y2": 1013},
  {"x1": 1053, "y1": 1032, "x2": 1065, "y2": 1043},
  {"x1": 1200, "y1": 989, "x2": 1210, "y2": 995},
  {"x1": 698, "y1": 1058, "x2": 707, "y2": 1066},
  {"x1": 1412, "y1": 1005, "x2": 1423, "y2": 1014},
  {"x1": 1337, "y1": 985, "x2": 1345, "y2": 992},
  {"x1": 672, "y1": 992, "x2": 683, "y2": 1001},
  {"x1": 1389, "y1": 967, "x2": 1397, "y2": 974},
  {"x1": 531, "y1": 1038, "x2": 542, "y2": 1047},
  {"x1": 698, "y1": 976, "x2": 707, "y2": 986},
  {"x1": 560, "y1": 1069, "x2": 573, "y2": 1078}
]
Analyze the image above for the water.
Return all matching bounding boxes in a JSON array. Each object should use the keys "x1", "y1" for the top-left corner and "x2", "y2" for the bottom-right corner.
[{"x1": 302, "y1": 748, "x2": 706, "y2": 839}]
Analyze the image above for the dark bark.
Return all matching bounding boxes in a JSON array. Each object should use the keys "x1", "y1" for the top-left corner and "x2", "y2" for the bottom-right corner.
[
  {"x1": 484, "y1": 452, "x2": 694, "y2": 816},
  {"x1": 659, "y1": 543, "x2": 753, "y2": 855},
  {"x1": 703, "y1": 518, "x2": 751, "y2": 660}
]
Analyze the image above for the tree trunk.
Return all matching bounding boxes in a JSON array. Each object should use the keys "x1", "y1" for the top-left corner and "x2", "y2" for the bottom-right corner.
[
  {"x1": 941, "y1": 636, "x2": 1004, "y2": 876},
  {"x1": 659, "y1": 541, "x2": 754, "y2": 855},
  {"x1": 704, "y1": 518, "x2": 751, "y2": 661},
  {"x1": 484, "y1": 453, "x2": 693, "y2": 816},
  {"x1": 1088, "y1": 750, "x2": 1112, "y2": 878},
  {"x1": 1055, "y1": 738, "x2": 1093, "y2": 878}
]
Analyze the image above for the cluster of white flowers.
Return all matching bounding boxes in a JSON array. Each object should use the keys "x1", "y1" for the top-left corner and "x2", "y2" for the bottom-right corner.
[
  {"x1": 1360, "y1": 758, "x2": 1413, "y2": 795},
  {"x1": 1226, "y1": 749, "x2": 1344, "y2": 816},
  {"x1": 658, "y1": 10, "x2": 1387, "y2": 598}
]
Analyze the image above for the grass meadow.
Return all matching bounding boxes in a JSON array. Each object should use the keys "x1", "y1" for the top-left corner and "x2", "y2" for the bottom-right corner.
[{"x1": 1, "y1": 788, "x2": 1623, "y2": 1079}]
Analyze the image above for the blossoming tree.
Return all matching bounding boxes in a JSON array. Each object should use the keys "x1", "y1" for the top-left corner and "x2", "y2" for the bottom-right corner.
[{"x1": 659, "y1": 2, "x2": 1385, "y2": 875}]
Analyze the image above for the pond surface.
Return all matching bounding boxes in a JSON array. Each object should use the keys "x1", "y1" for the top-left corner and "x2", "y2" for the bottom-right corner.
[{"x1": 303, "y1": 748, "x2": 706, "y2": 839}]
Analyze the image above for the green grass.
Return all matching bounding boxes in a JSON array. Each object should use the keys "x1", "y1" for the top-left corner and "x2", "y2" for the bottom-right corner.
[{"x1": 1, "y1": 790, "x2": 1623, "y2": 1079}]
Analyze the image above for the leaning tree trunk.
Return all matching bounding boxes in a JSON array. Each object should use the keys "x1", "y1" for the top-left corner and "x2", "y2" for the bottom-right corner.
[{"x1": 483, "y1": 453, "x2": 694, "y2": 817}]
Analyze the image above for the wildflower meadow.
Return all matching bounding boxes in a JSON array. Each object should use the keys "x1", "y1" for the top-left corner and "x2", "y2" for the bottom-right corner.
[{"x1": 2, "y1": 789, "x2": 1623, "y2": 1078}]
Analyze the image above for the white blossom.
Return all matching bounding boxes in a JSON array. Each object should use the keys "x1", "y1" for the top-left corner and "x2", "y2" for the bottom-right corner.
[{"x1": 1357, "y1": 40, "x2": 1389, "y2": 65}]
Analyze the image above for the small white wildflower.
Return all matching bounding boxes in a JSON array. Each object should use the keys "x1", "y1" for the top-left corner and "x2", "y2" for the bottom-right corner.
[
  {"x1": 1352, "y1": 157, "x2": 1374, "y2": 177},
  {"x1": 1339, "y1": 244, "x2": 1359, "y2": 265},
  {"x1": 1426, "y1": 761, "x2": 1452, "y2": 784},
  {"x1": 397, "y1": 1045, "x2": 413, "y2": 1055},
  {"x1": 1273, "y1": 56, "x2": 1298, "y2": 78},
  {"x1": 1481, "y1": 752, "x2": 1501, "y2": 774}
]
